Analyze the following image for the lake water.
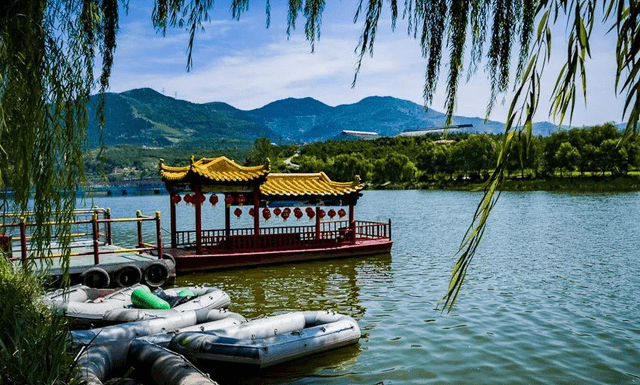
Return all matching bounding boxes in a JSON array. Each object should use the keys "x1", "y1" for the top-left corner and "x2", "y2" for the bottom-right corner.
[{"x1": 83, "y1": 190, "x2": 640, "y2": 384}]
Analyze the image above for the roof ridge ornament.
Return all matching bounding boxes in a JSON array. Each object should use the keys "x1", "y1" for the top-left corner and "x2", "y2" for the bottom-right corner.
[{"x1": 354, "y1": 175, "x2": 361, "y2": 185}]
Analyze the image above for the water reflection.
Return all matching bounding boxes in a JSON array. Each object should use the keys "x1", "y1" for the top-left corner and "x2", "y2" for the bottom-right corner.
[{"x1": 175, "y1": 253, "x2": 392, "y2": 321}]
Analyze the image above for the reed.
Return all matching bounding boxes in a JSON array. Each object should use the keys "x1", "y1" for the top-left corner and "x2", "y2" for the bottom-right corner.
[{"x1": 0, "y1": 258, "x2": 82, "y2": 385}]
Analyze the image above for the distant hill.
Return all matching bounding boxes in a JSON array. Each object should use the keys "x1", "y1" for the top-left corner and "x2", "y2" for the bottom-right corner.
[
  {"x1": 86, "y1": 88, "x2": 274, "y2": 149},
  {"x1": 87, "y1": 88, "x2": 565, "y2": 148}
]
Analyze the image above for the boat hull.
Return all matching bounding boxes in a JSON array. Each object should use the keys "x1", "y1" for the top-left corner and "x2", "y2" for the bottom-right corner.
[
  {"x1": 169, "y1": 311, "x2": 361, "y2": 368},
  {"x1": 168, "y1": 238, "x2": 393, "y2": 273}
]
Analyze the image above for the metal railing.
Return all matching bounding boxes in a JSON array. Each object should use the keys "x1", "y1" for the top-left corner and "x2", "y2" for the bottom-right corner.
[
  {"x1": 0, "y1": 208, "x2": 163, "y2": 267},
  {"x1": 174, "y1": 219, "x2": 391, "y2": 253}
]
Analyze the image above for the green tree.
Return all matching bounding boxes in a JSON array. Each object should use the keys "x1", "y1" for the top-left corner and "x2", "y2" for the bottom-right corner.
[
  {"x1": 453, "y1": 134, "x2": 497, "y2": 180},
  {"x1": 505, "y1": 133, "x2": 541, "y2": 178},
  {"x1": 373, "y1": 153, "x2": 417, "y2": 184},
  {"x1": 554, "y1": 142, "x2": 581, "y2": 177},
  {"x1": 328, "y1": 153, "x2": 374, "y2": 183}
]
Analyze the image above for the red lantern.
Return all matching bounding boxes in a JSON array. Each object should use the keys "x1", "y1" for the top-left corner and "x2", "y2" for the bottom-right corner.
[
  {"x1": 209, "y1": 194, "x2": 219, "y2": 206},
  {"x1": 328, "y1": 209, "x2": 336, "y2": 219},
  {"x1": 294, "y1": 207, "x2": 303, "y2": 220},
  {"x1": 184, "y1": 194, "x2": 193, "y2": 205},
  {"x1": 318, "y1": 209, "x2": 326, "y2": 219},
  {"x1": 305, "y1": 207, "x2": 314, "y2": 214},
  {"x1": 281, "y1": 208, "x2": 290, "y2": 220},
  {"x1": 234, "y1": 208, "x2": 242, "y2": 218},
  {"x1": 307, "y1": 209, "x2": 315, "y2": 220},
  {"x1": 249, "y1": 208, "x2": 255, "y2": 217},
  {"x1": 338, "y1": 208, "x2": 346, "y2": 218},
  {"x1": 273, "y1": 207, "x2": 282, "y2": 217},
  {"x1": 262, "y1": 208, "x2": 271, "y2": 221},
  {"x1": 237, "y1": 194, "x2": 246, "y2": 206},
  {"x1": 171, "y1": 194, "x2": 181, "y2": 204},
  {"x1": 224, "y1": 195, "x2": 234, "y2": 207}
]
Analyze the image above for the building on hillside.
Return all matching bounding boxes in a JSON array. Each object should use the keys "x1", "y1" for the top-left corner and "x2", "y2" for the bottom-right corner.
[
  {"x1": 340, "y1": 130, "x2": 379, "y2": 140},
  {"x1": 397, "y1": 124, "x2": 473, "y2": 137}
]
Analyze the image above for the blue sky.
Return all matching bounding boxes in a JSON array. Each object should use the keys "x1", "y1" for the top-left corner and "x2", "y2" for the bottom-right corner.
[{"x1": 106, "y1": 1, "x2": 624, "y2": 127}]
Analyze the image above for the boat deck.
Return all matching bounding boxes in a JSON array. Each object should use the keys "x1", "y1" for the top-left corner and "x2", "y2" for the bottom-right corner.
[{"x1": 166, "y1": 237, "x2": 393, "y2": 273}]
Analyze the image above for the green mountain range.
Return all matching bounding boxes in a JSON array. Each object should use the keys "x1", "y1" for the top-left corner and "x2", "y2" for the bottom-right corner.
[{"x1": 87, "y1": 87, "x2": 563, "y2": 148}]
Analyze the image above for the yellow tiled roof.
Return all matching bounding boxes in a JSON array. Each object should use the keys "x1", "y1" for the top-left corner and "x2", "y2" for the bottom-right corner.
[
  {"x1": 260, "y1": 172, "x2": 363, "y2": 198},
  {"x1": 160, "y1": 156, "x2": 269, "y2": 183}
]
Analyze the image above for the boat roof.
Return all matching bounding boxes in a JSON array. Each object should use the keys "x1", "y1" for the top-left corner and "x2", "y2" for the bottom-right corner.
[
  {"x1": 260, "y1": 172, "x2": 362, "y2": 200},
  {"x1": 160, "y1": 156, "x2": 363, "y2": 202},
  {"x1": 159, "y1": 156, "x2": 269, "y2": 185}
]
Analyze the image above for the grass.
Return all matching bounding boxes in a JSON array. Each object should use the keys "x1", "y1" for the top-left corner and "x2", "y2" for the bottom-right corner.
[{"x1": 0, "y1": 257, "x2": 82, "y2": 385}]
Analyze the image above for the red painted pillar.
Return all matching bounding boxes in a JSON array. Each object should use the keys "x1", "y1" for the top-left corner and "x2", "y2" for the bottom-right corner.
[
  {"x1": 315, "y1": 207, "x2": 321, "y2": 240},
  {"x1": 170, "y1": 194, "x2": 177, "y2": 248},
  {"x1": 253, "y1": 187, "x2": 260, "y2": 248},
  {"x1": 349, "y1": 203, "x2": 356, "y2": 244},
  {"x1": 92, "y1": 213, "x2": 100, "y2": 265},
  {"x1": 195, "y1": 186, "x2": 202, "y2": 255},
  {"x1": 19, "y1": 218, "x2": 27, "y2": 268}
]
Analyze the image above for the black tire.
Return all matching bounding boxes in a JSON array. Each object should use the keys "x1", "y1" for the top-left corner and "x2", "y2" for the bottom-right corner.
[
  {"x1": 143, "y1": 262, "x2": 169, "y2": 287},
  {"x1": 81, "y1": 267, "x2": 110, "y2": 288},
  {"x1": 113, "y1": 264, "x2": 142, "y2": 287},
  {"x1": 161, "y1": 253, "x2": 176, "y2": 266}
]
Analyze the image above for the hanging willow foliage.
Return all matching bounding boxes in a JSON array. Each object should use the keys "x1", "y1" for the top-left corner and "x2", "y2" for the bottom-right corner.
[
  {"x1": 0, "y1": 0, "x2": 118, "y2": 281},
  {"x1": 2, "y1": 1, "x2": 638, "y2": 303}
]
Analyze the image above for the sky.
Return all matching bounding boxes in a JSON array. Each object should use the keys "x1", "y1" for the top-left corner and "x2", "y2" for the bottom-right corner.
[{"x1": 106, "y1": 1, "x2": 626, "y2": 127}]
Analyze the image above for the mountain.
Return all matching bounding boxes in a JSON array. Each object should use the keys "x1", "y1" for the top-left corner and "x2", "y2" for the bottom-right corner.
[
  {"x1": 87, "y1": 88, "x2": 563, "y2": 148},
  {"x1": 86, "y1": 88, "x2": 274, "y2": 148}
]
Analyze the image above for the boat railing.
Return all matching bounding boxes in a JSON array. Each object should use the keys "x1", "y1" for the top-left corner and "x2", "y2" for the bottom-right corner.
[
  {"x1": 355, "y1": 220, "x2": 392, "y2": 240},
  {"x1": 174, "y1": 219, "x2": 391, "y2": 253},
  {"x1": 0, "y1": 208, "x2": 164, "y2": 267}
]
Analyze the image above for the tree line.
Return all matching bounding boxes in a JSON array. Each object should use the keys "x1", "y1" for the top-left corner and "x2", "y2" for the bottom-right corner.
[{"x1": 247, "y1": 123, "x2": 639, "y2": 186}]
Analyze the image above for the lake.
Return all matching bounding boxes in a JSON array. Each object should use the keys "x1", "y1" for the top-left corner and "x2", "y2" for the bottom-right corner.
[{"x1": 84, "y1": 190, "x2": 640, "y2": 384}]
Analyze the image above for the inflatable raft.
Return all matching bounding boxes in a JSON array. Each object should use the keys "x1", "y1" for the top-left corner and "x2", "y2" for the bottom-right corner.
[
  {"x1": 74, "y1": 310, "x2": 360, "y2": 383},
  {"x1": 46, "y1": 283, "x2": 230, "y2": 328},
  {"x1": 77, "y1": 339, "x2": 218, "y2": 385},
  {"x1": 170, "y1": 311, "x2": 361, "y2": 368}
]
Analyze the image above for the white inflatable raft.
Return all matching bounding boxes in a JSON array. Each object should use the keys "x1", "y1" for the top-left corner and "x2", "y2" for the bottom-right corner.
[
  {"x1": 169, "y1": 311, "x2": 361, "y2": 368},
  {"x1": 46, "y1": 284, "x2": 230, "y2": 328}
]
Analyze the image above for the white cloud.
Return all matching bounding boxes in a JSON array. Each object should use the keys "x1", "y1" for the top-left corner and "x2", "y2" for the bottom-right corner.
[{"x1": 107, "y1": 2, "x2": 625, "y2": 127}]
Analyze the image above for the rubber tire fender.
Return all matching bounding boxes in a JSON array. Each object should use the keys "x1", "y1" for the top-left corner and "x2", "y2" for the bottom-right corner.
[
  {"x1": 113, "y1": 264, "x2": 142, "y2": 288},
  {"x1": 143, "y1": 262, "x2": 169, "y2": 288},
  {"x1": 81, "y1": 267, "x2": 111, "y2": 288}
]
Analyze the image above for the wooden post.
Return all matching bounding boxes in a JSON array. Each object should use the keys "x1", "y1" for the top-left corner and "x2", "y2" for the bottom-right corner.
[
  {"x1": 156, "y1": 211, "x2": 163, "y2": 259},
  {"x1": 388, "y1": 218, "x2": 392, "y2": 240},
  {"x1": 92, "y1": 213, "x2": 100, "y2": 265},
  {"x1": 195, "y1": 186, "x2": 202, "y2": 255},
  {"x1": 136, "y1": 210, "x2": 144, "y2": 248},
  {"x1": 105, "y1": 208, "x2": 112, "y2": 245},
  {"x1": 349, "y1": 203, "x2": 356, "y2": 244},
  {"x1": 19, "y1": 217, "x2": 27, "y2": 269}
]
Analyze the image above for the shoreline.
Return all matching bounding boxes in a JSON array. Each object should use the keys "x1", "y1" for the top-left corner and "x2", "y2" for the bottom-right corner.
[{"x1": 370, "y1": 174, "x2": 640, "y2": 193}]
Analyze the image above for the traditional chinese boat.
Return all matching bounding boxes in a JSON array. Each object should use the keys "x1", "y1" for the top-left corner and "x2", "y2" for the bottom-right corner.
[{"x1": 158, "y1": 156, "x2": 393, "y2": 273}]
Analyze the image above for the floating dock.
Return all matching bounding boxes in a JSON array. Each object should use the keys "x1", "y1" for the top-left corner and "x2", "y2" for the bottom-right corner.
[{"x1": 1, "y1": 208, "x2": 175, "y2": 288}]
